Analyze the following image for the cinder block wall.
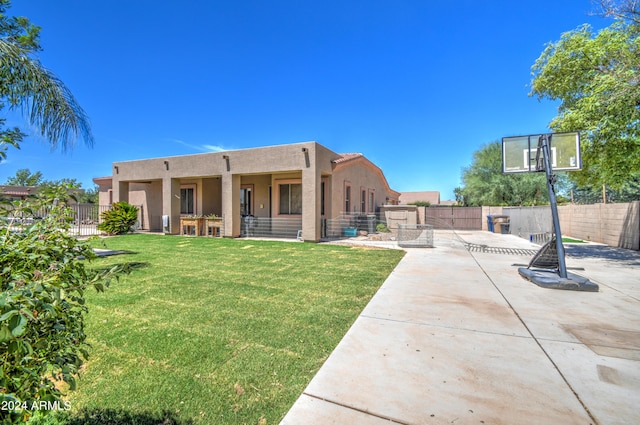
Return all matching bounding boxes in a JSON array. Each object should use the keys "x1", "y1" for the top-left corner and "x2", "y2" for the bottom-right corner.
[
  {"x1": 488, "y1": 202, "x2": 639, "y2": 250},
  {"x1": 558, "y1": 201, "x2": 639, "y2": 250}
]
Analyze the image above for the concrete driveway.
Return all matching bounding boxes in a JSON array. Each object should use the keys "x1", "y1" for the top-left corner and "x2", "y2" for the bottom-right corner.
[{"x1": 281, "y1": 231, "x2": 640, "y2": 425}]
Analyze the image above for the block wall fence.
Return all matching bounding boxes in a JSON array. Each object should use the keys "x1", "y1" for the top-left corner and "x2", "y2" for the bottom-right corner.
[{"x1": 480, "y1": 201, "x2": 640, "y2": 250}]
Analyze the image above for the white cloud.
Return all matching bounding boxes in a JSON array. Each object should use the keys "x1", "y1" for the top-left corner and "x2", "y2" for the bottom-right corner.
[
  {"x1": 201, "y1": 144, "x2": 227, "y2": 152},
  {"x1": 172, "y1": 139, "x2": 228, "y2": 153}
]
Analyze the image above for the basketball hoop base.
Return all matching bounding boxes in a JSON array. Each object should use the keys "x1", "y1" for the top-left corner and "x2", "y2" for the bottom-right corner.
[{"x1": 518, "y1": 268, "x2": 599, "y2": 292}]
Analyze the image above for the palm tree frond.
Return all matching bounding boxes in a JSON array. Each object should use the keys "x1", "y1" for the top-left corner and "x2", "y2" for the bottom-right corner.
[{"x1": 0, "y1": 39, "x2": 94, "y2": 151}]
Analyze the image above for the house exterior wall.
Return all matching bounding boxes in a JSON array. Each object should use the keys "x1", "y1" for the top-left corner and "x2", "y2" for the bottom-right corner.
[
  {"x1": 330, "y1": 158, "x2": 399, "y2": 217},
  {"x1": 201, "y1": 177, "x2": 222, "y2": 217},
  {"x1": 240, "y1": 174, "x2": 271, "y2": 218},
  {"x1": 97, "y1": 141, "x2": 397, "y2": 241}
]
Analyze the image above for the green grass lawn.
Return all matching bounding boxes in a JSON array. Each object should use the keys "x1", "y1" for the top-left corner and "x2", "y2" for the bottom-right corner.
[
  {"x1": 562, "y1": 237, "x2": 586, "y2": 243},
  {"x1": 42, "y1": 235, "x2": 404, "y2": 425}
]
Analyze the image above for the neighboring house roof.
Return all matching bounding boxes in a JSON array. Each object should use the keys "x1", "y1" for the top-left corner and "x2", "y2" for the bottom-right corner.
[
  {"x1": 0, "y1": 185, "x2": 37, "y2": 197},
  {"x1": 399, "y1": 191, "x2": 441, "y2": 205},
  {"x1": 1, "y1": 185, "x2": 84, "y2": 202}
]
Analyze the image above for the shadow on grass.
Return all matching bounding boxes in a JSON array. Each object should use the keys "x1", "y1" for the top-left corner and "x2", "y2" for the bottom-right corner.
[
  {"x1": 51, "y1": 408, "x2": 195, "y2": 425},
  {"x1": 120, "y1": 261, "x2": 149, "y2": 272},
  {"x1": 92, "y1": 261, "x2": 150, "y2": 273},
  {"x1": 93, "y1": 249, "x2": 139, "y2": 257}
]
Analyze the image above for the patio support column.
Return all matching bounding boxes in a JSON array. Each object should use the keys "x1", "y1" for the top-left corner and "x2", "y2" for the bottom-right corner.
[
  {"x1": 302, "y1": 165, "x2": 321, "y2": 242},
  {"x1": 222, "y1": 173, "x2": 241, "y2": 237},
  {"x1": 162, "y1": 177, "x2": 181, "y2": 234},
  {"x1": 112, "y1": 180, "x2": 129, "y2": 203}
]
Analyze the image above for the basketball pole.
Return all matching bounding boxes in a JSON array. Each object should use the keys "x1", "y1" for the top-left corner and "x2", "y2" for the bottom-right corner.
[{"x1": 539, "y1": 134, "x2": 568, "y2": 279}]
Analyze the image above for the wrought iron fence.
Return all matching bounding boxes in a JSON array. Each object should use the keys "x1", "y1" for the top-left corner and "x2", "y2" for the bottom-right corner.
[
  {"x1": 1, "y1": 203, "x2": 143, "y2": 237},
  {"x1": 70, "y1": 204, "x2": 112, "y2": 236},
  {"x1": 322, "y1": 212, "x2": 386, "y2": 240},
  {"x1": 240, "y1": 216, "x2": 302, "y2": 239}
]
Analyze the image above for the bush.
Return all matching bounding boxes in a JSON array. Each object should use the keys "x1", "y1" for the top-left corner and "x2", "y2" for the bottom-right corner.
[
  {"x1": 376, "y1": 223, "x2": 390, "y2": 233},
  {"x1": 407, "y1": 201, "x2": 431, "y2": 207},
  {"x1": 97, "y1": 202, "x2": 139, "y2": 235},
  {"x1": 0, "y1": 185, "x2": 126, "y2": 424}
]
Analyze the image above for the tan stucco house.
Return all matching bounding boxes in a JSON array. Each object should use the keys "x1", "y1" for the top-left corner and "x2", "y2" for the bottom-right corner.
[
  {"x1": 0, "y1": 185, "x2": 83, "y2": 203},
  {"x1": 0, "y1": 185, "x2": 38, "y2": 201},
  {"x1": 93, "y1": 141, "x2": 399, "y2": 241},
  {"x1": 399, "y1": 191, "x2": 441, "y2": 205}
]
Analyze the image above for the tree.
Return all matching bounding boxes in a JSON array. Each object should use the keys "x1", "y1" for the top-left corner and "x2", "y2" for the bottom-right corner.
[
  {"x1": 4, "y1": 168, "x2": 42, "y2": 186},
  {"x1": 46, "y1": 179, "x2": 100, "y2": 204},
  {"x1": 2, "y1": 169, "x2": 100, "y2": 203},
  {"x1": 457, "y1": 141, "x2": 549, "y2": 206},
  {"x1": 77, "y1": 184, "x2": 99, "y2": 204},
  {"x1": 0, "y1": 186, "x2": 125, "y2": 424},
  {"x1": 530, "y1": 0, "x2": 640, "y2": 190},
  {"x1": 0, "y1": 0, "x2": 93, "y2": 160},
  {"x1": 561, "y1": 175, "x2": 640, "y2": 203},
  {"x1": 0, "y1": 3, "x2": 119, "y2": 422}
]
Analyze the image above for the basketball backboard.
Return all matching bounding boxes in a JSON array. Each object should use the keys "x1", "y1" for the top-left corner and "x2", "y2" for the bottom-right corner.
[{"x1": 502, "y1": 132, "x2": 581, "y2": 173}]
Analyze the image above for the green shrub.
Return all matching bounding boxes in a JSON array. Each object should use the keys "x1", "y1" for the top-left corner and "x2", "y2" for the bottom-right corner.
[
  {"x1": 376, "y1": 223, "x2": 390, "y2": 233},
  {"x1": 97, "y1": 202, "x2": 139, "y2": 235},
  {"x1": 0, "y1": 185, "x2": 126, "y2": 424}
]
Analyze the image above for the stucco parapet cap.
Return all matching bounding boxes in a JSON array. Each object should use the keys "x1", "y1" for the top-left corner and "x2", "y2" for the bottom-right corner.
[{"x1": 93, "y1": 176, "x2": 113, "y2": 184}]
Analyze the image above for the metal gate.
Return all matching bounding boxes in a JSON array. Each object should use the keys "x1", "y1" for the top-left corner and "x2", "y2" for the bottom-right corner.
[
  {"x1": 70, "y1": 204, "x2": 110, "y2": 236},
  {"x1": 71, "y1": 204, "x2": 143, "y2": 236},
  {"x1": 424, "y1": 207, "x2": 482, "y2": 230}
]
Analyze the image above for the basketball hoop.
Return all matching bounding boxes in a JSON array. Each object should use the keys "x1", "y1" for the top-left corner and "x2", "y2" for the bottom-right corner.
[{"x1": 501, "y1": 131, "x2": 597, "y2": 292}]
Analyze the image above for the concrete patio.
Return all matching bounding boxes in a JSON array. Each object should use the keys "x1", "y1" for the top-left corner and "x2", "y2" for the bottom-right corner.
[{"x1": 281, "y1": 230, "x2": 640, "y2": 425}]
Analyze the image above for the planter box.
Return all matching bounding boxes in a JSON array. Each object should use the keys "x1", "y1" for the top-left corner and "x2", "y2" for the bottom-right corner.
[
  {"x1": 180, "y1": 217, "x2": 204, "y2": 236},
  {"x1": 204, "y1": 218, "x2": 223, "y2": 237}
]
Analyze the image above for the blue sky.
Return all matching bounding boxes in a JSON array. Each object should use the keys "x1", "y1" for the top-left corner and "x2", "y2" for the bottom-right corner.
[{"x1": 2, "y1": 1, "x2": 608, "y2": 200}]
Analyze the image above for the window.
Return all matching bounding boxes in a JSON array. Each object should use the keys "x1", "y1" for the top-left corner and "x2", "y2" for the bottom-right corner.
[
  {"x1": 369, "y1": 191, "x2": 375, "y2": 213},
  {"x1": 345, "y1": 185, "x2": 351, "y2": 213},
  {"x1": 361, "y1": 189, "x2": 366, "y2": 213},
  {"x1": 279, "y1": 183, "x2": 302, "y2": 215},
  {"x1": 180, "y1": 186, "x2": 195, "y2": 215}
]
